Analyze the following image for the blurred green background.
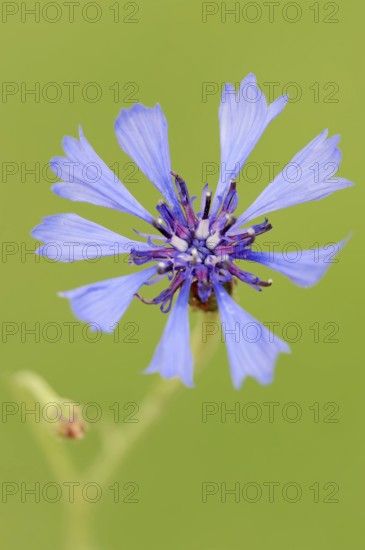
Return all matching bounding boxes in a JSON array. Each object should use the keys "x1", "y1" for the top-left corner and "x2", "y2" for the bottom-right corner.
[{"x1": 0, "y1": 0, "x2": 362, "y2": 548}]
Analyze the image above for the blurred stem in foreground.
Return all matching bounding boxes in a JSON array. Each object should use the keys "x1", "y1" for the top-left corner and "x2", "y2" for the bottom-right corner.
[
  {"x1": 10, "y1": 371, "x2": 93, "y2": 549},
  {"x1": 10, "y1": 311, "x2": 219, "y2": 550},
  {"x1": 11, "y1": 371, "x2": 82, "y2": 478}
]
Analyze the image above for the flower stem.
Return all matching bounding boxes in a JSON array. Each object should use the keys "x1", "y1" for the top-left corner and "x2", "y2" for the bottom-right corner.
[
  {"x1": 64, "y1": 497, "x2": 95, "y2": 550},
  {"x1": 86, "y1": 311, "x2": 219, "y2": 486}
]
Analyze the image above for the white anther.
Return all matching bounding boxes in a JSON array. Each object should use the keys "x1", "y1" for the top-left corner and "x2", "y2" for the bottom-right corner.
[
  {"x1": 204, "y1": 255, "x2": 218, "y2": 266},
  {"x1": 157, "y1": 262, "x2": 167, "y2": 274},
  {"x1": 206, "y1": 231, "x2": 221, "y2": 250},
  {"x1": 195, "y1": 218, "x2": 210, "y2": 240},
  {"x1": 204, "y1": 254, "x2": 229, "y2": 267},
  {"x1": 188, "y1": 248, "x2": 202, "y2": 266},
  {"x1": 268, "y1": 278, "x2": 273, "y2": 284},
  {"x1": 247, "y1": 227, "x2": 255, "y2": 236},
  {"x1": 170, "y1": 235, "x2": 189, "y2": 252}
]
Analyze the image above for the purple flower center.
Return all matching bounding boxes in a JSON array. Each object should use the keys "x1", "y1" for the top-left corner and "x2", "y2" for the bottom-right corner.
[{"x1": 132, "y1": 172, "x2": 273, "y2": 313}]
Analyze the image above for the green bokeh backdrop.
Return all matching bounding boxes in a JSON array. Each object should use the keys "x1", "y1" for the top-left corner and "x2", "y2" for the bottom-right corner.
[{"x1": 0, "y1": 0, "x2": 362, "y2": 548}]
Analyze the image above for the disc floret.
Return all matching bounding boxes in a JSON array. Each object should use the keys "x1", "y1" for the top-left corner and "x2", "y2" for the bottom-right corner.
[{"x1": 132, "y1": 174, "x2": 273, "y2": 312}]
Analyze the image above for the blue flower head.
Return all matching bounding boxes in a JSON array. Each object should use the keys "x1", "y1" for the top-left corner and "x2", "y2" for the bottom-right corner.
[{"x1": 32, "y1": 73, "x2": 353, "y2": 388}]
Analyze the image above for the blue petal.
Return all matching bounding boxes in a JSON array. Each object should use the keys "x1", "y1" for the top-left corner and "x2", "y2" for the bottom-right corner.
[
  {"x1": 114, "y1": 103, "x2": 182, "y2": 219},
  {"x1": 231, "y1": 130, "x2": 354, "y2": 230},
  {"x1": 213, "y1": 282, "x2": 290, "y2": 388},
  {"x1": 144, "y1": 279, "x2": 194, "y2": 387},
  {"x1": 32, "y1": 213, "x2": 153, "y2": 262},
  {"x1": 51, "y1": 127, "x2": 153, "y2": 223},
  {"x1": 245, "y1": 238, "x2": 348, "y2": 287},
  {"x1": 212, "y1": 73, "x2": 288, "y2": 215},
  {"x1": 59, "y1": 265, "x2": 158, "y2": 332}
]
